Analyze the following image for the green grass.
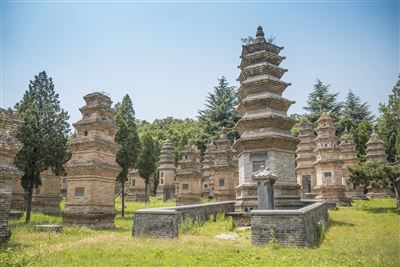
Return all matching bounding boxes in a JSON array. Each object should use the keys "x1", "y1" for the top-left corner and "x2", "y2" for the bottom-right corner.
[{"x1": 1, "y1": 198, "x2": 399, "y2": 266}]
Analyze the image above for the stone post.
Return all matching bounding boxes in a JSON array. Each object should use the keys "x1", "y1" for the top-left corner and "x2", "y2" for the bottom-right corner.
[{"x1": 252, "y1": 168, "x2": 278, "y2": 210}]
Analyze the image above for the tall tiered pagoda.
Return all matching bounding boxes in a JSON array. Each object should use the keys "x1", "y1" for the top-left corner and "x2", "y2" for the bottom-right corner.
[
  {"x1": 156, "y1": 139, "x2": 176, "y2": 201},
  {"x1": 175, "y1": 145, "x2": 202, "y2": 205},
  {"x1": 339, "y1": 130, "x2": 359, "y2": 187},
  {"x1": 295, "y1": 118, "x2": 316, "y2": 197},
  {"x1": 366, "y1": 130, "x2": 388, "y2": 164},
  {"x1": 0, "y1": 109, "x2": 23, "y2": 243},
  {"x1": 211, "y1": 128, "x2": 238, "y2": 201},
  {"x1": 62, "y1": 92, "x2": 121, "y2": 228},
  {"x1": 313, "y1": 113, "x2": 347, "y2": 203},
  {"x1": 201, "y1": 142, "x2": 216, "y2": 199},
  {"x1": 233, "y1": 26, "x2": 300, "y2": 211}
]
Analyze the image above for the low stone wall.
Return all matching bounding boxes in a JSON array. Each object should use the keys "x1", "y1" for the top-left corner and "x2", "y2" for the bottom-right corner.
[
  {"x1": 251, "y1": 200, "x2": 329, "y2": 247},
  {"x1": 133, "y1": 201, "x2": 235, "y2": 238}
]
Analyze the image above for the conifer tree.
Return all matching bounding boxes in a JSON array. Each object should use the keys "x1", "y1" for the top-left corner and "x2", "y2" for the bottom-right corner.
[
  {"x1": 138, "y1": 133, "x2": 159, "y2": 203},
  {"x1": 115, "y1": 94, "x2": 141, "y2": 217},
  {"x1": 198, "y1": 76, "x2": 239, "y2": 142},
  {"x1": 303, "y1": 79, "x2": 342, "y2": 123},
  {"x1": 14, "y1": 71, "x2": 70, "y2": 223},
  {"x1": 353, "y1": 118, "x2": 373, "y2": 161},
  {"x1": 377, "y1": 76, "x2": 400, "y2": 163}
]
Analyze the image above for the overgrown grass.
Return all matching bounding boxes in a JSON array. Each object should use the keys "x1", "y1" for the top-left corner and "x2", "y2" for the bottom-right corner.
[{"x1": 1, "y1": 198, "x2": 399, "y2": 266}]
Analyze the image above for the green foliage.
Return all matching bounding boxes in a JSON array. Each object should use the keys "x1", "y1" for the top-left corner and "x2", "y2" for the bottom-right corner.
[
  {"x1": 267, "y1": 230, "x2": 280, "y2": 250},
  {"x1": 353, "y1": 118, "x2": 373, "y2": 160},
  {"x1": 315, "y1": 219, "x2": 328, "y2": 246},
  {"x1": 377, "y1": 76, "x2": 400, "y2": 163},
  {"x1": 14, "y1": 71, "x2": 70, "y2": 223},
  {"x1": 0, "y1": 248, "x2": 31, "y2": 267},
  {"x1": 115, "y1": 94, "x2": 141, "y2": 183},
  {"x1": 241, "y1": 36, "x2": 255, "y2": 45},
  {"x1": 138, "y1": 133, "x2": 159, "y2": 201},
  {"x1": 198, "y1": 76, "x2": 239, "y2": 143},
  {"x1": 303, "y1": 79, "x2": 342, "y2": 123},
  {"x1": 137, "y1": 117, "x2": 209, "y2": 160},
  {"x1": 289, "y1": 113, "x2": 306, "y2": 137}
]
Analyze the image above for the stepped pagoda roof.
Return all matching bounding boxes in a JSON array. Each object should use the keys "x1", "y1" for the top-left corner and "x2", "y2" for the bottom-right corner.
[{"x1": 236, "y1": 94, "x2": 294, "y2": 116}]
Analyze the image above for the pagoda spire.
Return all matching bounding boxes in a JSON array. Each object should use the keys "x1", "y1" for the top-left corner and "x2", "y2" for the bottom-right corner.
[{"x1": 255, "y1": 25, "x2": 266, "y2": 43}]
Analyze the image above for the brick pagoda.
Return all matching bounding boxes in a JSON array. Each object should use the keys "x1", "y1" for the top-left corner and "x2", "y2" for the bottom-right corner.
[
  {"x1": 233, "y1": 26, "x2": 300, "y2": 212},
  {"x1": 201, "y1": 142, "x2": 215, "y2": 199},
  {"x1": 62, "y1": 92, "x2": 121, "y2": 228},
  {"x1": 156, "y1": 139, "x2": 176, "y2": 201},
  {"x1": 32, "y1": 170, "x2": 62, "y2": 214}
]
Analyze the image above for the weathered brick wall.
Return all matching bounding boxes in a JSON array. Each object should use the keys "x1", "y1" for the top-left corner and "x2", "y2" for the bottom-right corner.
[
  {"x1": 251, "y1": 200, "x2": 329, "y2": 247},
  {"x1": 133, "y1": 201, "x2": 235, "y2": 238},
  {"x1": 0, "y1": 177, "x2": 14, "y2": 243}
]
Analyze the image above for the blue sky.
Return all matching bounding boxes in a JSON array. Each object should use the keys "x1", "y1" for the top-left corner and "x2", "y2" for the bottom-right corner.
[{"x1": 1, "y1": 1, "x2": 398, "y2": 125}]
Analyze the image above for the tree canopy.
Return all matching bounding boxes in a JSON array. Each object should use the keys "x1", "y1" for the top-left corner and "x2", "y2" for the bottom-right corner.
[{"x1": 14, "y1": 71, "x2": 70, "y2": 223}]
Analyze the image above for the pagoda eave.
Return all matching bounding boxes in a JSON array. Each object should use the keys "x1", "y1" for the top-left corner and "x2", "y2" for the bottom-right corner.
[
  {"x1": 236, "y1": 95, "x2": 294, "y2": 116},
  {"x1": 234, "y1": 115, "x2": 296, "y2": 135},
  {"x1": 233, "y1": 135, "x2": 298, "y2": 155}
]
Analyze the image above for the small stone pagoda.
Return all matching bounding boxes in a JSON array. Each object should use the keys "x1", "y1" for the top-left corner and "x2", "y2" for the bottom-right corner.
[
  {"x1": 201, "y1": 142, "x2": 216, "y2": 199},
  {"x1": 62, "y1": 92, "x2": 121, "y2": 228},
  {"x1": 233, "y1": 26, "x2": 300, "y2": 212},
  {"x1": 295, "y1": 118, "x2": 316, "y2": 197},
  {"x1": 126, "y1": 169, "x2": 154, "y2": 202},
  {"x1": 366, "y1": 131, "x2": 392, "y2": 197},
  {"x1": 0, "y1": 109, "x2": 23, "y2": 243},
  {"x1": 31, "y1": 170, "x2": 62, "y2": 214},
  {"x1": 210, "y1": 128, "x2": 238, "y2": 201},
  {"x1": 313, "y1": 113, "x2": 347, "y2": 203},
  {"x1": 175, "y1": 145, "x2": 202, "y2": 205},
  {"x1": 156, "y1": 139, "x2": 176, "y2": 201}
]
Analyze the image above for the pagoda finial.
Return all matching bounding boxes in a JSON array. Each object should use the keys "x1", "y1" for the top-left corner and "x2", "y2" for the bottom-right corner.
[{"x1": 255, "y1": 26, "x2": 266, "y2": 43}]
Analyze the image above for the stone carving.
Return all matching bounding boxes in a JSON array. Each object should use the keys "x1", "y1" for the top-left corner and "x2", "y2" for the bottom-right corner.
[
  {"x1": 62, "y1": 92, "x2": 121, "y2": 228},
  {"x1": 252, "y1": 167, "x2": 278, "y2": 209}
]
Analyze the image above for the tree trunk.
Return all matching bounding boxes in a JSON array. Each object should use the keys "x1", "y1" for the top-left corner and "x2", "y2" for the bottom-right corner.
[
  {"x1": 121, "y1": 181, "x2": 125, "y2": 217},
  {"x1": 145, "y1": 179, "x2": 148, "y2": 204},
  {"x1": 25, "y1": 179, "x2": 34, "y2": 224}
]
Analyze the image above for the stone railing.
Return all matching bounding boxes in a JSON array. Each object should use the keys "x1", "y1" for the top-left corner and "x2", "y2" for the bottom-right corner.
[
  {"x1": 251, "y1": 200, "x2": 329, "y2": 247},
  {"x1": 133, "y1": 201, "x2": 235, "y2": 239}
]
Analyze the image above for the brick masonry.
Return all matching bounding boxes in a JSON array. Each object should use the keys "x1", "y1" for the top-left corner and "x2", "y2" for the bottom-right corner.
[
  {"x1": 251, "y1": 200, "x2": 329, "y2": 247},
  {"x1": 133, "y1": 201, "x2": 235, "y2": 238}
]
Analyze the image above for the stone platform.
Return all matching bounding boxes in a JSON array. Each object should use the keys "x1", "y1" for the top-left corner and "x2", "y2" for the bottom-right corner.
[{"x1": 33, "y1": 224, "x2": 63, "y2": 233}]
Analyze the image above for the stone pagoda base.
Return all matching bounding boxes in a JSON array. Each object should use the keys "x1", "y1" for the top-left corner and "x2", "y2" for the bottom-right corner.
[
  {"x1": 366, "y1": 187, "x2": 394, "y2": 198},
  {"x1": 156, "y1": 185, "x2": 175, "y2": 202},
  {"x1": 314, "y1": 185, "x2": 351, "y2": 206},
  {"x1": 32, "y1": 195, "x2": 61, "y2": 214},
  {"x1": 214, "y1": 192, "x2": 236, "y2": 202},
  {"x1": 345, "y1": 187, "x2": 367, "y2": 200},
  {"x1": 234, "y1": 182, "x2": 258, "y2": 212},
  {"x1": 176, "y1": 193, "x2": 202, "y2": 206},
  {"x1": 0, "y1": 176, "x2": 15, "y2": 243},
  {"x1": 274, "y1": 182, "x2": 302, "y2": 209},
  {"x1": 126, "y1": 189, "x2": 147, "y2": 202},
  {"x1": 10, "y1": 177, "x2": 26, "y2": 211},
  {"x1": 62, "y1": 206, "x2": 116, "y2": 229}
]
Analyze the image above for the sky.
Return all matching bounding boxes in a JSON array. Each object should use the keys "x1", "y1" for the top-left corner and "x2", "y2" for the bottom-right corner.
[{"x1": 1, "y1": 1, "x2": 399, "y2": 126}]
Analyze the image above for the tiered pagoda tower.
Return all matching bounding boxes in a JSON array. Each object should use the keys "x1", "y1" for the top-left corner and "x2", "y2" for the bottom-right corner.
[
  {"x1": 366, "y1": 131, "x2": 388, "y2": 164},
  {"x1": 339, "y1": 130, "x2": 359, "y2": 187},
  {"x1": 365, "y1": 131, "x2": 392, "y2": 197},
  {"x1": 295, "y1": 118, "x2": 316, "y2": 197},
  {"x1": 32, "y1": 170, "x2": 62, "y2": 214},
  {"x1": 201, "y1": 142, "x2": 216, "y2": 199},
  {"x1": 233, "y1": 26, "x2": 300, "y2": 211},
  {"x1": 175, "y1": 145, "x2": 202, "y2": 205},
  {"x1": 211, "y1": 128, "x2": 238, "y2": 201},
  {"x1": 62, "y1": 92, "x2": 121, "y2": 228},
  {"x1": 313, "y1": 113, "x2": 347, "y2": 203},
  {"x1": 0, "y1": 109, "x2": 23, "y2": 243},
  {"x1": 156, "y1": 139, "x2": 176, "y2": 201},
  {"x1": 126, "y1": 169, "x2": 154, "y2": 202}
]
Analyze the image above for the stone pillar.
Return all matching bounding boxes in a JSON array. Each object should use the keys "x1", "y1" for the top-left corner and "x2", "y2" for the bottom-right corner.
[
  {"x1": 252, "y1": 168, "x2": 278, "y2": 210},
  {"x1": 0, "y1": 108, "x2": 23, "y2": 243}
]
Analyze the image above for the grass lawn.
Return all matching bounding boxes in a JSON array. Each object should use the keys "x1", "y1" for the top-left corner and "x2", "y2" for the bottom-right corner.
[{"x1": 1, "y1": 198, "x2": 399, "y2": 267}]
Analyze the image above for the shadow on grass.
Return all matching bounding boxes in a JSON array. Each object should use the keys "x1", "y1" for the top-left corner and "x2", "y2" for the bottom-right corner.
[
  {"x1": 362, "y1": 207, "x2": 400, "y2": 215},
  {"x1": 329, "y1": 219, "x2": 355, "y2": 227}
]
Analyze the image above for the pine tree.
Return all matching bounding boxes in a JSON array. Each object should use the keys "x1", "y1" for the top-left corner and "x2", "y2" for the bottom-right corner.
[
  {"x1": 303, "y1": 79, "x2": 342, "y2": 123},
  {"x1": 137, "y1": 133, "x2": 159, "y2": 203},
  {"x1": 338, "y1": 90, "x2": 373, "y2": 134},
  {"x1": 353, "y1": 118, "x2": 373, "y2": 161},
  {"x1": 198, "y1": 76, "x2": 239, "y2": 142},
  {"x1": 377, "y1": 76, "x2": 400, "y2": 163},
  {"x1": 14, "y1": 71, "x2": 70, "y2": 223},
  {"x1": 115, "y1": 94, "x2": 141, "y2": 217}
]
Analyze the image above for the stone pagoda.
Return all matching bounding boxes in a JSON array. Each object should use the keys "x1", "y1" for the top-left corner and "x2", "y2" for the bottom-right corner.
[
  {"x1": 32, "y1": 170, "x2": 62, "y2": 214},
  {"x1": 339, "y1": 130, "x2": 365, "y2": 199},
  {"x1": 313, "y1": 113, "x2": 348, "y2": 203},
  {"x1": 126, "y1": 169, "x2": 154, "y2": 202},
  {"x1": 0, "y1": 109, "x2": 23, "y2": 243},
  {"x1": 295, "y1": 118, "x2": 316, "y2": 197},
  {"x1": 62, "y1": 92, "x2": 121, "y2": 228},
  {"x1": 156, "y1": 139, "x2": 176, "y2": 201},
  {"x1": 366, "y1": 130, "x2": 392, "y2": 197},
  {"x1": 233, "y1": 26, "x2": 300, "y2": 212},
  {"x1": 210, "y1": 128, "x2": 238, "y2": 201},
  {"x1": 201, "y1": 142, "x2": 216, "y2": 199},
  {"x1": 175, "y1": 145, "x2": 202, "y2": 205}
]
